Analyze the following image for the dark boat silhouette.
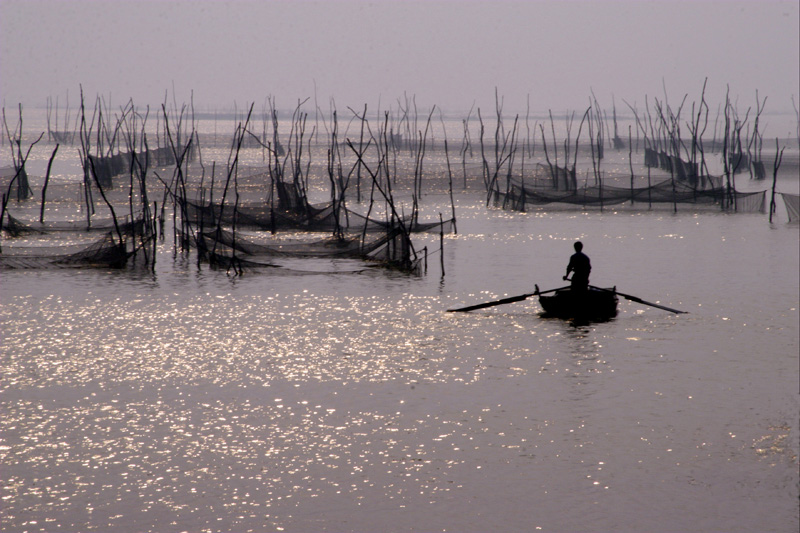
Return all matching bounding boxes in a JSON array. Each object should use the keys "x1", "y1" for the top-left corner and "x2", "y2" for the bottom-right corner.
[{"x1": 537, "y1": 285, "x2": 618, "y2": 321}]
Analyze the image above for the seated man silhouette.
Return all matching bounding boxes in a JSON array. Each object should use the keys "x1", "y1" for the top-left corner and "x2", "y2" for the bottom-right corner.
[{"x1": 564, "y1": 241, "x2": 591, "y2": 292}]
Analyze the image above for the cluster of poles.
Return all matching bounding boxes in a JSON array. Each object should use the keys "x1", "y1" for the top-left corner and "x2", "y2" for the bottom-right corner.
[
  {"x1": 2, "y1": 91, "x2": 461, "y2": 274},
  {"x1": 2, "y1": 84, "x2": 798, "y2": 271},
  {"x1": 470, "y1": 83, "x2": 794, "y2": 219}
]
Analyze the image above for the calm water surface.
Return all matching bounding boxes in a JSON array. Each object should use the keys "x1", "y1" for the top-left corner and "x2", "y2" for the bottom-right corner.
[
  {"x1": 2, "y1": 109, "x2": 799, "y2": 531},
  {"x1": 2, "y1": 190, "x2": 798, "y2": 532}
]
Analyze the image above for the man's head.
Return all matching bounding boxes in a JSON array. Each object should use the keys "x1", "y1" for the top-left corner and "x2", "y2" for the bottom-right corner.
[{"x1": 574, "y1": 241, "x2": 583, "y2": 252}]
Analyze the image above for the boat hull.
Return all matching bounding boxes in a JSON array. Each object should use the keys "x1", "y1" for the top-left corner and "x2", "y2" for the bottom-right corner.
[{"x1": 539, "y1": 287, "x2": 618, "y2": 321}]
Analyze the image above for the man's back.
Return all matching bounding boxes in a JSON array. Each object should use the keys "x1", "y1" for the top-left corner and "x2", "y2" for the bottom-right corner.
[
  {"x1": 568, "y1": 251, "x2": 591, "y2": 287},
  {"x1": 569, "y1": 251, "x2": 590, "y2": 277}
]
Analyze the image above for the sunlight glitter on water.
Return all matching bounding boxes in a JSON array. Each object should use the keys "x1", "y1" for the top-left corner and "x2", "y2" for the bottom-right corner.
[
  {"x1": 2, "y1": 180, "x2": 799, "y2": 531},
  {"x1": 3, "y1": 283, "x2": 597, "y2": 529}
]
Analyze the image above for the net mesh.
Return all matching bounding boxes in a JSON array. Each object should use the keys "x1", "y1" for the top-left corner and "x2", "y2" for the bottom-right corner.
[
  {"x1": 184, "y1": 199, "x2": 454, "y2": 234},
  {"x1": 781, "y1": 193, "x2": 800, "y2": 222},
  {"x1": 0, "y1": 232, "x2": 133, "y2": 269},
  {"x1": 4, "y1": 213, "x2": 146, "y2": 236},
  {"x1": 1, "y1": 167, "x2": 32, "y2": 200},
  {"x1": 198, "y1": 227, "x2": 403, "y2": 258},
  {"x1": 496, "y1": 177, "x2": 766, "y2": 213},
  {"x1": 194, "y1": 227, "x2": 423, "y2": 274}
]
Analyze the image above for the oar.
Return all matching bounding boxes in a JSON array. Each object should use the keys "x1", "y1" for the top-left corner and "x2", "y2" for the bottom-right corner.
[
  {"x1": 589, "y1": 285, "x2": 687, "y2": 314},
  {"x1": 447, "y1": 285, "x2": 570, "y2": 313}
]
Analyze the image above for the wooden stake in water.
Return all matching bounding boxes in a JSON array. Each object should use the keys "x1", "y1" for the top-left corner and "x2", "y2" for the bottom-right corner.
[
  {"x1": 769, "y1": 138, "x2": 784, "y2": 223},
  {"x1": 40, "y1": 143, "x2": 59, "y2": 223},
  {"x1": 439, "y1": 212, "x2": 445, "y2": 277}
]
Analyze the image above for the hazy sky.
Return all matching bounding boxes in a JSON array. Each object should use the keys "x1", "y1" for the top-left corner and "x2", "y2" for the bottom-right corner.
[{"x1": 2, "y1": 0, "x2": 798, "y2": 123}]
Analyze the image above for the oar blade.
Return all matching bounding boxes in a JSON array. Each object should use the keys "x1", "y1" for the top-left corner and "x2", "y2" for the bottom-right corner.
[
  {"x1": 589, "y1": 285, "x2": 687, "y2": 314},
  {"x1": 621, "y1": 294, "x2": 687, "y2": 314},
  {"x1": 447, "y1": 293, "x2": 533, "y2": 313},
  {"x1": 447, "y1": 285, "x2": 572, "y2": 313}
]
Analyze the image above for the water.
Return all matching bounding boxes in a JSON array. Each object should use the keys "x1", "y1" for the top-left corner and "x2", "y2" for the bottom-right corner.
[
  {"x1": 1, "y1": 110, "x2": 799, "y2": 531},
  {"x1": 2, "y1": 190, "x2": 797, "y2": 532}
]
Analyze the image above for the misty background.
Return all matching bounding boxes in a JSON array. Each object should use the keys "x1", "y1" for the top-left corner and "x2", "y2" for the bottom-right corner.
[{"x1": 1, "y1": 0, "x2": 799, "y2": 135}]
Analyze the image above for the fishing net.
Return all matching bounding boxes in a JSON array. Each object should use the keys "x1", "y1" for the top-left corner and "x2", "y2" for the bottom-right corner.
[
  {"x1": 781, "y1": 193, "x2": 800, "y2": 222},
  {"x1": 195, "y1": 227, "x2": 422, "y2": 274},
  {"x1": 496, "y1": 176, "x2": 765, "y2": 212},
  {"x1": 86, "y1": 146, "x2": 189, "y2": 187},
  {"x1": 1, "y1": 167, "x2": 32, "y2": 200},
  {"x1": 3, "y1": 212, "x2": 146, "y2": 236},
  {"x1": 198, "y1": 227, "x2": 406, "y2": 259},
  {"x1": 185, "y1": 200, "x2": 339, "y2": 231},
  {"x1": 184, "y1": 199, "x2": 454, "y2": 234},
  {"x1": 643, "y1": 149, "x2": 700, "y2": 179},
  {"x1": 275, "y1": 180, "x2": 306, "y2": 211},
  {"x1": 0, "y1": 232, "x2": 133, "y2": 269},
  {"x1": 732, "y1": 191, "x2": 766, "y2": 213},
  {"x1": 50, "y1": 131, "x2": 77, "y2": 144},
  {"x1": 345, "y1": 211, "x2": 456, "y2": 234}
]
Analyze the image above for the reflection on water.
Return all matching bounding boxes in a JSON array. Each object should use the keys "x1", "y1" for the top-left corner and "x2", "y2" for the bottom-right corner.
[{"x1": 2, "y1": 194, "x2": 798, "y2": 532}]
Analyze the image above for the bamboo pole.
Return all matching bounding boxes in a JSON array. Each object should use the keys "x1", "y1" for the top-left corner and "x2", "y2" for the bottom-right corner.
[
  {"x1": 439, "y1": 212, "x2": 445, "y2": 277},
  {"x1": 629, "y1": 126, "x2": 634, "y2": 205},
  {"x1": 769, "y1": 138, "x2": 784, "y2": 223}
]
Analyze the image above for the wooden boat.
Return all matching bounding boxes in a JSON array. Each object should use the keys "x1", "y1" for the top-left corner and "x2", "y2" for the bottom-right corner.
[
  {"x1": 449, "y1": 284, "x2": 683, "y2": 316},
  {"x1": 537, "y1": 285, "x2": 618, "y2": 321}
]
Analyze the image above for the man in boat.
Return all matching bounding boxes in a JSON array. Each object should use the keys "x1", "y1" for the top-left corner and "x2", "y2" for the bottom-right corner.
[{"x1": 564, "y1": 241, "x2": 591, "y2": 291}]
